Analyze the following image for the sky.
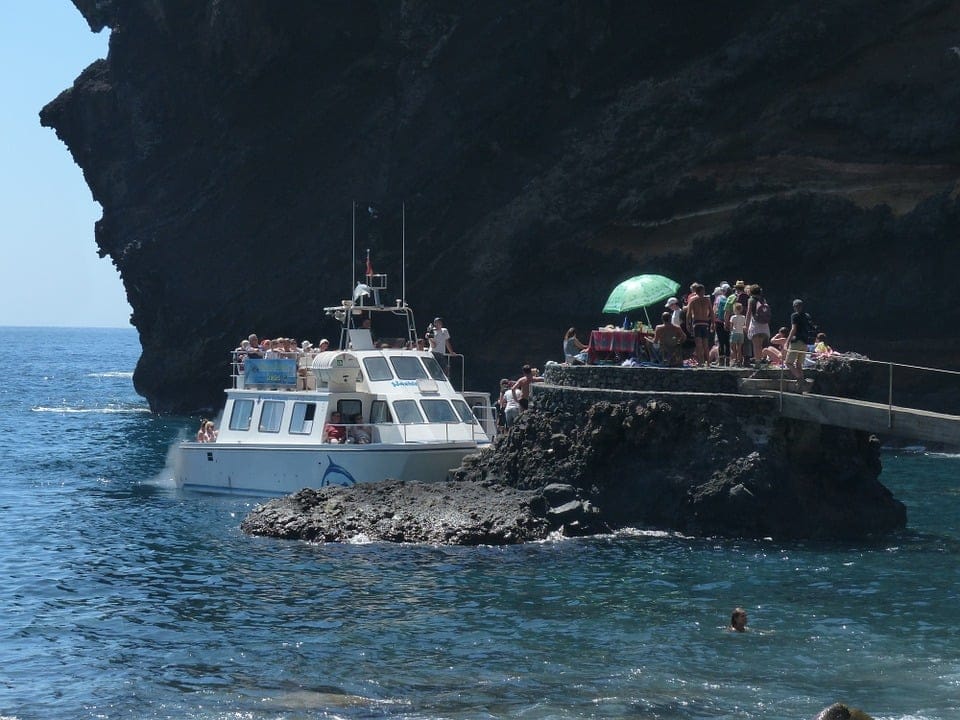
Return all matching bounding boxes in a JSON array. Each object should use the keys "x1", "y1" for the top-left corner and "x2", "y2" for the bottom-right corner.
[{"x1": 0, "y1": 2, "x2": 131, "y2": 327}]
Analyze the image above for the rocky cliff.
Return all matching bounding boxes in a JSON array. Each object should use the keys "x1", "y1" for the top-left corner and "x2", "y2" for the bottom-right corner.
[{"x1": 42, "y1": 0, "x2": 960, "y2": 413}]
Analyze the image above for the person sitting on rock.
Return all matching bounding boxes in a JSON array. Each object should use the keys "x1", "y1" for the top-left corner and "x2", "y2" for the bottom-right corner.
[
  {"x1": 759, "y1": 326, "x2": 789, "y2": 366},
  {"x1": 813, "y1": 332, "x2": 834, "y2": 356},
  {"x1": 323, "y1": 411, "x2": 346, "y2": 444},
  {"x1": 652, "y1": 311, "x2": 684, "y2": 367},
  {"x1": 563, "y1": 327, "x2": 589, "y2": 364}
]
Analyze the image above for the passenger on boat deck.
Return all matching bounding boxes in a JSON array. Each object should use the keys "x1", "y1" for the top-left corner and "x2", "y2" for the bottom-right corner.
[
  {"x1": 246, "y1": 334, "x2": 263, "y2": 358},
  {"x1": 318, "y1": 338, "x2": 330, "y2": 352},
  {"x1": 511, "y1": 364, "x2": 544, "y2": 411},
  {"x1": 729, "y1": 607, "x2": 749, "y2": 632},
  {"x1": 429, "y1": 317, "x2": 457, "y2": 355},
  {"x1": 261, "y1": 338, "x2": 276, "y2": 358},
  {"x1": 196, "y1": 420, "x2": 217, "y2": 443},
  {"x1": 429, "y1": 317, "x2": 459, "y2": 374},
  {"x1": 323, "y1": 412, "x2": 346, "y2": 444},
  {"x1": 301, "y1": 340, "x2": 312, "y2": 353},
  {"x1": 348, "y1": 414, "x2": 372, "y2": 444}
]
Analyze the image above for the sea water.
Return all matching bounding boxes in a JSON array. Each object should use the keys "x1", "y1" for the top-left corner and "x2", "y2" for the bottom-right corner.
[{"x1": 0, "y1": 326, "x2": 957, "y2": 720}]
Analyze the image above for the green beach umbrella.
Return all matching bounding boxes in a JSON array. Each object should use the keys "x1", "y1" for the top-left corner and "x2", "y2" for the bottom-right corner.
[{"x1": 602, "y1": 274, "x2": 680, "y2": 315}]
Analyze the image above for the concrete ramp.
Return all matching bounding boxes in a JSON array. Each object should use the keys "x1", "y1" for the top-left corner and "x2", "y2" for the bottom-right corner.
[{"x1": 751, "y1": 389, "x2": 960, "y2": 445}]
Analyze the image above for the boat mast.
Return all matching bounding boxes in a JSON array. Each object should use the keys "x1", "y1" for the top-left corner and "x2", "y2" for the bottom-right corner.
[
  {"x1": 351, "y1": 201, "x2": 356, "y2": 292},
  {"x1": 402, "y1": 202, "x2": 406, "y2": 306}
]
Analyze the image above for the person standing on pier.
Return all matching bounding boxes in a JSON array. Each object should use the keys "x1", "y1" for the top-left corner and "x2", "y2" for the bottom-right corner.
[
  {"x1": 686, "y1": 283, "x2": 715, "y2": 367},
  {"x1": 783, "y1": 299, "x2": 813, "y2": 391}
]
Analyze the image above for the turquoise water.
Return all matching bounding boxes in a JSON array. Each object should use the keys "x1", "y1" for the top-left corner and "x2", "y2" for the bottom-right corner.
[{"x1": 0, "y1": 326, "x2": 957, "y2": 719}]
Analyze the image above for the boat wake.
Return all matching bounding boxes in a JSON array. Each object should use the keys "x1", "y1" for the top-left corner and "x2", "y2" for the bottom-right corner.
[
  {"x1": 85, "y1": 371, "x2": 134, "y2": 378},
  {"x1": 32, "y1": 404, "x2": 150, "y2": 414}
]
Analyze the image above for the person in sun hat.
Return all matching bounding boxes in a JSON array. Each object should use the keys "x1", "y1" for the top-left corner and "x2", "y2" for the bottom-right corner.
[{"x1": 665, "y1": 297, "x2": 682, "y2": 327}]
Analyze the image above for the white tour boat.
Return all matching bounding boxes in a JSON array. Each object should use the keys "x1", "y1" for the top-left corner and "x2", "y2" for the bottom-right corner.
[{"x1": 175, "y1": 273, "x2": 495, "y2": 496}]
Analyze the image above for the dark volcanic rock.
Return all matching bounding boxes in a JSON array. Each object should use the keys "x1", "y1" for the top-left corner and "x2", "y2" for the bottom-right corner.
[
  {"x1": 241, "y1": 479, "x2": 601, "y2": 545},
  {"x1": 42, "y1": 1, "x2": 960, "y2": 413},
  {"x1": 452, "y1": 396, "x2": 905, "y2": 541},
  {"x1": 814, "y1": 703, "x2": 875, "y2": 720}
]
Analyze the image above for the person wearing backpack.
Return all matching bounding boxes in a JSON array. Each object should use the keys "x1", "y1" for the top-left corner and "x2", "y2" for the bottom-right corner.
[{"x1": 746, "y1": 285, "x2": 772, "y2": 366}]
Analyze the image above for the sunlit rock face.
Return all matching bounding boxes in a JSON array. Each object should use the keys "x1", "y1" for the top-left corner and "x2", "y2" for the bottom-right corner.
[{"x1": 43, "y1": 0, "x2": 960, "y2": 413}]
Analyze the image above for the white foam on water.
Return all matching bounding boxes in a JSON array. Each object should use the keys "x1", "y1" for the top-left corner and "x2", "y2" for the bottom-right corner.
[
  {"x1": 85, "y1": 371, "x2": 134, "y2": 378},
  {"x1": 31, "y1": 405, "x2": 150, "y2": 414}
]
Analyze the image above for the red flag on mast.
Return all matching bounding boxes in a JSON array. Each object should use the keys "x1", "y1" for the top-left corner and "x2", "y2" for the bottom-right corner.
[{"x1": 366, "y1": 250, "x2": 373, "y2": 278}]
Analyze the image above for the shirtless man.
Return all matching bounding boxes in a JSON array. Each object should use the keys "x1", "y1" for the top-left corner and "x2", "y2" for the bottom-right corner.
[
  {"x1": 510, "y1": 364, "x2": 544, "y2": 411},
  {"x1": 685, "y1": 283, "x2": 715, "y2": 366},
  {"x1": 652, "y1": 311, "x2": 685, "y2": 366}
]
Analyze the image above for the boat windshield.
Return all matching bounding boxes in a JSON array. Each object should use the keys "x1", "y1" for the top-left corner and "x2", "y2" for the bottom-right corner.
[
  {"x1": 422, "y1": 355, "x2": 446, "y2": 381},
  {"x1": 393, "y1": 399, "x2": 424, "y2": 424},
  {"x1": 421, "y1": 399, "x2": 458, "y2": 424},
  {"x1": 390, "y1": 356, "x2": 428, "y2": 380},
  {"x1": 450, "y1": 398, "x2": 477, "y2": 424},
  {"x1": 363, "y1": 356, "x2": 393, "y2": 381}
]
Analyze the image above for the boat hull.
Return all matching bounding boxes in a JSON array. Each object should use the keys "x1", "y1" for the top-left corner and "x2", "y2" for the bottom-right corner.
[{"x1": 175, "y1": 441, "x2": 477, "y2": 497}]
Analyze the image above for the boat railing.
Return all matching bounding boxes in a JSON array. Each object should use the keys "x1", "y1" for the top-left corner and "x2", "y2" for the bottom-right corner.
[
  {"x1": 336, "y1": 420, "x2": 487, "y2": 444},
  {"x1": 467, "y1": 404, "x2": 498, "y2": 440},
  {"x1": 434, "y1": 352, "x2": 466, "y2": 392}
]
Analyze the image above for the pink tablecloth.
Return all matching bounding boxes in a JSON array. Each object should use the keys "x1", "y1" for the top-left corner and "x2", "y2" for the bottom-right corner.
[{"x1": 588, "y1": 330, "x2": 641, "y2": 364}]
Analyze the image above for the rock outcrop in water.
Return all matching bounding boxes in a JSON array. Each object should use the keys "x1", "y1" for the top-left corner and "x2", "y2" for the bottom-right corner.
[
  {"x1": 42, "y1": 1, "x2": 960, "y2": 413},
  {"x1": 243, "y1": 365, "x2": 907, "y2": 544}
]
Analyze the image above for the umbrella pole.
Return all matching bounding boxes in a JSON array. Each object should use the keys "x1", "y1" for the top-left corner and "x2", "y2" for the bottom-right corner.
[{"x1": 643, "y1": 307, "x2": 651, "y2": 329}]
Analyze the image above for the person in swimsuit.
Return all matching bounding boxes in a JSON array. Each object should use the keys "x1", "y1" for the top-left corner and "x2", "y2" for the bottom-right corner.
[
  {"x1": 685, "y1": 283, "x2": 715, "y2": 367},
  {"x1": 652, "y1": 311, "x2": 685, "y2": 366},
  {"x1": 729, "y1": 607, "x2": 749, "y2": 632}
]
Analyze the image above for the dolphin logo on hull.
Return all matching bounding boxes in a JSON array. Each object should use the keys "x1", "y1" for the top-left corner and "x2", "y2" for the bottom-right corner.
[{"x1": 320, "y1": 455, "x2": 357, "y2": 487}]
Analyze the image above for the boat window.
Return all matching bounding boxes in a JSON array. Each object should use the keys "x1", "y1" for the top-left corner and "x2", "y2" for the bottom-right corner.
[
  {"x1": 258, "y1": 400, "x2": 285, "y2": 433},
  {"x1": 228, "y1": 399, "x2": 254, "y2": 431},
  {"x1": 422, "y1": 355, "x2": 446, "y2": 381},
  {"x1": 289, "y1": 402, "x2": 316, "y2": 435},
  {"x1": 451, "y1": 398, "x2": 478, "y2": 424},
  {"x1": 337, "y1": 399, "x2": 362, "y2": 420},
  {"x1": 389, "y1": 356, "x2": 428, "y2": 380},
  {"x1": 370, "y1": 400, "x2": 393, "y2": 424},
  {"x1": 363, "y1": 356, "x2": 393, "y2": 381},
  {"x1": 421, "y1": 399, "x2": 458, "y2": 424},
  {"x1": 393, "y1": 399, "x2": 424, "y2": 424}
]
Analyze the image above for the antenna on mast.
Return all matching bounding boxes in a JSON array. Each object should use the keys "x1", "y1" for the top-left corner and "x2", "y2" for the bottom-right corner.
[
  {"x1": 351, "y1": 201, "x2": 356, "y2": 292},
  {"x1": 402, "y1": 202, "x2": 406, "y2": 306}
]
